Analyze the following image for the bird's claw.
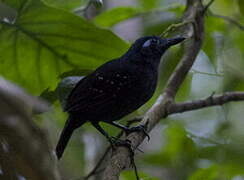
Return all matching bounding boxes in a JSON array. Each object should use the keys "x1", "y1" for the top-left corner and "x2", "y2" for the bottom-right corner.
[
  {"x1": 109, "y1": 137, "x2": 135, "y2": 166},
  {"x1": 109, "y1": 137, "x2": 132, "y2": 151},
  {"x1": 125, "y1": 125, "x2": 150, "y2": 141}
]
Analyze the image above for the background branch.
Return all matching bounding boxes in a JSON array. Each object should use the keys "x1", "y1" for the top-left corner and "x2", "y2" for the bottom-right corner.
[
  {"x1": 0, "y1": 78, "x2": 59, "y2": 180},
  {"x1": 168, "y1": 92, "x2": 244, "y2": 114}
]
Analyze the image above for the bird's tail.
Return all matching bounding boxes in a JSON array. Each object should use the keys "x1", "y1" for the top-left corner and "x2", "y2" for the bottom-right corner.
[{"x1": 55, "y1": 116, "x2": 84, "y2": 159}]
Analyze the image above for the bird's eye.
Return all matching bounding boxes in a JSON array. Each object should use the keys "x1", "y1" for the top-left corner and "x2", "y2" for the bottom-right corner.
[
  {"x1": 142, "y1": 39, "x2": 159, "y2": 48},
  {"x1": 151, "y1": 39, "x2": 159, "y2": 44}
]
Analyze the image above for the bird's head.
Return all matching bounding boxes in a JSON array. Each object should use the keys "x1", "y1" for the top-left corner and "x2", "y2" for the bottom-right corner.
[
  {"x1": 137, "y1": 36, "x2": 185, "y2": 57},
  {"x1": 124, "y1": 36, "x2": 185, "y2": 65}
]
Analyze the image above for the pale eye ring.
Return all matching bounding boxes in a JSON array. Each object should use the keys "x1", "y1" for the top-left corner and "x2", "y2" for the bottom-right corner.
[
  {"x1": 142, "y1": 39, "x2": 159, "y2": 48},
  {"x1": 142, "y1": 39, "x2": 151, "y2": 48}
]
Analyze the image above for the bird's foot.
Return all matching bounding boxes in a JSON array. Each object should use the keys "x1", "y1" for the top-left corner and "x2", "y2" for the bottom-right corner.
[
  {"x1": 109, "y1": 137, "x2": 132, "y2": 150},
  {"x1": 125, "y1": 125, "x2": 150, "y2": 141},
  {"x1": 109, "y1": 137, "x2": 136, "y2": 166}
]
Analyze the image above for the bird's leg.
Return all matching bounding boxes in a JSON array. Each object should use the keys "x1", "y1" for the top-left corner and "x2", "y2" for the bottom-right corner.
[
  {"x1": 105, "y1": 121, "x2": 150, "y2": 141},
  {"x1": 93, "y1": 122, "x2": 141, "y2": 180},
  {"x1": 91, "y1": 122, "x2": 132, "y2": 149}
]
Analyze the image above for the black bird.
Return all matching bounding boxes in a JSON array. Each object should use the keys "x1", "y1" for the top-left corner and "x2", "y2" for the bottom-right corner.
[{"x1": 56, "y1": 35, "x2": 185, "y2": 159}]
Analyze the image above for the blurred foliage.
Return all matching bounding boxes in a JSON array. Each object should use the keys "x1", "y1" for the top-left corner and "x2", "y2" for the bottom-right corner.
[
  {"x1": 94, "y1": 6, "x2": 141, "y2": 28},
  {"x1": 121, "y1": 170, "x2": 160, "y2": 180},
  {"x1": 43, "y1": 0, "x2": 86, "y2": 10},
  {"x1": 0, "y1": 0, "x2": 244, "y2": 179}
]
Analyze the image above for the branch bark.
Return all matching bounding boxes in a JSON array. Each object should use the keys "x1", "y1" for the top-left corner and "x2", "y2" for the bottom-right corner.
[{"x1": 102, "y1": 0, "x2": 206, "y2": 179}]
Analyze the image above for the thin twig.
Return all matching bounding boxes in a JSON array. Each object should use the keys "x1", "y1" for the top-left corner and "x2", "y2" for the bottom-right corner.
[
  {"x1": 159, "y1": 20, "x2": 194, "y2": 38},
  {"x1": 168, "y1": 92, "x2": 244, "y2": 114},
  {"x1": 203, "y1": 0, "x2": 215, "y2": 14},
  {"x1": 190, "y1": 69, "x2": 223, "y2": 77}
]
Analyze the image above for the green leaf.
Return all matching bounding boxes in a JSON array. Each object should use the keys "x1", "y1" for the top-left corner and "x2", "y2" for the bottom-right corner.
[
  {"x1": 189, "y1": 163, "x2": 244, "y2": 180},
  {"x1": 43, "y1": 0, "x2": 86, "y2": 11},
  {"x1": 94, "y1": 6, "x2": 141, "y2": 28},
  {"x1": 143, "y1": 153, "x2": 170, "y2": 166},
  {"x1": 238, "y1": 0, "x2": 244, "y2": 15},
  {"x1": 210, "y1": 0, "x2": 237, "y2": 16},
  {"x1": 0, "y1": 0, "x2": 129, "y2": 94},
  {"x1": 205, "y1": 16, "x2": 226, "y2": 33},
  {"x1": 232, "y1": 29, "x2": 244, "y2": 52},
  {"x1": 58, "y1": 69, "x2": 93, "y2": 78},
  {"x1": 175, "y1": 73, "x2": 192, "y2": 102},
  {"x1": 94, "y1": 4, "x2": 184, "y2": 28},
  {"x1": 202, "y1": 32, "x2": 216, "y2": 64},
  {"x1": 121, "y1": 170, "x2": 160, "y2": 180},
  {"x1": 164, "y1": 123, "x2": 197, "y2": 163},
  {"x1": 138, "y1": 0, "x2": 159, "y2": 10},
  {"x1": 188, "y1": 165, "x2": 219, "y2": 180}
]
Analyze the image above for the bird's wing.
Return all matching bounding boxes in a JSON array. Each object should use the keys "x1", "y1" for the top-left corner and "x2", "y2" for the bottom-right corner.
[{"x1": 64, "y1": 60, "x2": 131, "y2": 113}]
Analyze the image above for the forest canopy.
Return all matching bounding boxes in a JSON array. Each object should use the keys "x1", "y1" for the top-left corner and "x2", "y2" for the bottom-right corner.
[{"x1": 0, "y1": 0, "x2": 244, "y2": 180}]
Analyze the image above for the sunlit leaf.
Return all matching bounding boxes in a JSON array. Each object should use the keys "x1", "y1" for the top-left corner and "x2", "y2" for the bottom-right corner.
[
  {"x1": 94, "y1": 6, "x2": 141, "y2": 28},
  {"x1": 121, "y1": 170, "x2": 160, "y2": 180},
  {"x1": 188, "y1": 165, "x2": 219, "y2": 180}
]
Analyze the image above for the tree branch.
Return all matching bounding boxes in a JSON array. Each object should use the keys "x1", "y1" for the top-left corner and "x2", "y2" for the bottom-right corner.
[
  {"x1": 102, "y1": 0, "x2": 206, "y2": 179},
  {"x1": 84, "y1": 118, "x2": 141, "y2": 180},
  {"x1": 168, "y1": 92, "x2": 244, "y2": 114},
  {"x1": 0, "y1": 78, "x2": 60, "y2": 180}
]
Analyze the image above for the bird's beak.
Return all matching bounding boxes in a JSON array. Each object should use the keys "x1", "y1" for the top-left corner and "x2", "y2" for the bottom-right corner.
[{"x1": 166, "y1": 36, "x2": 186, "y2": 46}]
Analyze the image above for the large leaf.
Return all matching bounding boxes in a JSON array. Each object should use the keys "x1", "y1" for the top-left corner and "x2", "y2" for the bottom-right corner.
[
  {"x1": 94, "y1": 6, "x2": 141, "y2": 28},
  {"x1": 0, "y1": 0, "x2": 129, "y2": 94}
]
